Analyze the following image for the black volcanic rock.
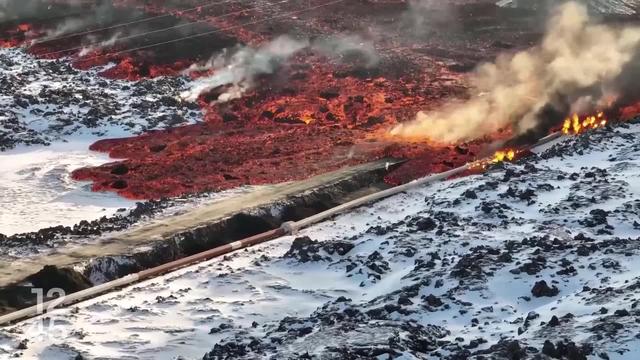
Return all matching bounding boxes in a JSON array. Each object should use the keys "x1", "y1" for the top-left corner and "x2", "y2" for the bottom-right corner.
[
  {"x1": 531, "y1": 280, "x2": 559, "y2": 298},
  {"x1": 414, "y1": 217, "x2": 437, "y2": 231},
  {"x1": 462, "y1": 189, "x2": 478, "y2": 199},
  {"x1": 110, "y1": 164, "x2": 129, "y2": 175},
  {"x1": 27, "y1": 265, "x2": 92, "y2": 294},
  {"x1": 423, "y1": 294, "x2": 443, "y2": 307},
  {"x1": 472, "y1": 340, "x2": 527, "y2": 359},
  {"x1": 284, "y1": 236, "x2": 354, "y2": 262},
  {"x1": 542, "y1": 339, "x2": 593, "y2": 360},
  {"x1": 318, "y1": 88, "x2": 340, "y2": 99}
]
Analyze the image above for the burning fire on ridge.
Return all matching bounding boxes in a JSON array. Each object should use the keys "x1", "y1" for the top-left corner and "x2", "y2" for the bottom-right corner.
[
  {"x1": 470, "y1": 108, "x2": 611, "y2": 171},
  {"x1": 562, "y1": 112, "x2": 608, "y2": 135},
  {"x1": 476, "y1": 110, "x2": 609, "y2": 169},
  {"x1": 0, "y1": 23, "x2": 36, "y2": 48},
  {"x1": 468, "y1": 148, "x2": 518, "y2": 170},
  {"x1": 493, "y1": 149, "x2": 516, "y2": 163}
]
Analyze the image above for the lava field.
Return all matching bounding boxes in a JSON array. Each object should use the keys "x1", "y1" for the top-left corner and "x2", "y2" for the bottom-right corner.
[
  {"x1": 0, "y1": 0, "x2": 554, "y2": 200},
  {"x1": 6, "y1": 0, "x2": 640, "y2": 358}
]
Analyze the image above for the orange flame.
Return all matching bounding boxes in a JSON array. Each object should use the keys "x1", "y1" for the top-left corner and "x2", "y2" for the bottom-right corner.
[
  {"x1": 493, "y1": 149, "x2": 516, "y2": 163},
  {"x1": 470, "y1": 148, "x2": 517, "y2": 170},
  {"x1": 562, "y1": 112, "x2": 607, "y2": 135}
]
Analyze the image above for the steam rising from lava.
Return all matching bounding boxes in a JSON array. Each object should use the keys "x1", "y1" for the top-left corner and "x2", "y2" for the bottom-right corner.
[
  {"x1": 180, "y1": 34, "x2": 378, "y2": 103},
  {"x1": 180, "y1": 36, "x2": 310, "y2": 103},
  {"x1": 391, "y1": 1, "x2": 640, "y2": 144}
]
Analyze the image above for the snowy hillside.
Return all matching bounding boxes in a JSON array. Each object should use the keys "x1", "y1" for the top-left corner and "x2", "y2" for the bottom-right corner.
[
  {"x1": 0, "y1": 48, "x2": 201, "y2": 235},
  {"x1": 2, "y1": 120, "x2": 640, "y2": 359},
  {"x1": 497, "y1": 0, "x2": 640, "y2": 15}
]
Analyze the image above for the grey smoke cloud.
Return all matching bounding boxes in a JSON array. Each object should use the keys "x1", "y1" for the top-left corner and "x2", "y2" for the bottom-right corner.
[
  {"x1": 391, "y1": 1, "x2": 640, "y2": 144},
  {"x1": 77, "y1": 31, "x2": 123, "y2": 57},
  {"x1": 0, "y1": 0, "x2": 6, "y2": 19},
  {"x1": 180, "y1": 36, "x2": 310, "y2": 103}
]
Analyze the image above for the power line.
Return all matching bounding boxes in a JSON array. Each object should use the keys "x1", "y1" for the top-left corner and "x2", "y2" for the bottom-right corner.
[
  {"x1": 40, "y1": 0, "x2": 291, "y2": 58},
  {"x1": 32, "y1": 0, "x2": 239, "y2": 45},
  {"x1": 75, "y1": 0, "x2": 344, "y2": 62}
]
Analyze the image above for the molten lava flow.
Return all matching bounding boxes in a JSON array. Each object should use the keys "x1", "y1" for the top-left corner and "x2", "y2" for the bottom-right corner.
[
  {"x1": 0, "y1": 23, "x2": 39, "y2": 48},
  {"x1": 562, "y1": 112, "x2": 607, "y2": 135},
  {"x1": 17, "y1": 24, "x2": 31, "y2": 32},
  {"x1": 68, "y1": 52, "x2": 472, "y2": 200},
  {"x1": 619, "y1": 102, "x2": 640, "y2": 120},
  {"x1": 7, "y1": 0, "x2": 537, "y2": 200}
]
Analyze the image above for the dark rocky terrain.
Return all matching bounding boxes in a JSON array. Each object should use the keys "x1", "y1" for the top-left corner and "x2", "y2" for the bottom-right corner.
[
  {"x1": 2, "y1": 120, "x2": 640, "y2": 359},
  {"x1": 3, "y1": 1, "x2": 640, "y2": 359},
  {"x1": 0, "y1": 48, "x2": 200, "y2": 152}
]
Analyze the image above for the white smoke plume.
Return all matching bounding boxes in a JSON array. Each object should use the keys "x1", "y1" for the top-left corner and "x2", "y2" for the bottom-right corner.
[
  {"x1": 78, "y1": 31, "x2": 122, "y2": 56},
  {"x1": 180, "y1": 36, "x2": 309, "y2": 103},
  {"x1": 45, "y1": 17, "x2": 86, "y2": 38},
  {"x1": 391, "y1": 1, "x2": 640, "y2": 144},
  {"x1": 180, "y1": 34, "x2": 378, "y2": 103}
]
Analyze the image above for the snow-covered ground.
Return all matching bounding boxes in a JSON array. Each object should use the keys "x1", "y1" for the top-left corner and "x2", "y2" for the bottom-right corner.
[
  {"x1": 0, "y1": 48, "x2": 201, "y2": 235},
  {"x1": 2, "y1": 121, "x2": 640, "y2": 359},
  {"x1": 0, "y1": 141, "x2": 134, "y2": 235}
]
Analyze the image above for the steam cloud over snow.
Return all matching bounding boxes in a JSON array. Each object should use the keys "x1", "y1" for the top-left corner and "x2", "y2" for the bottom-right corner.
[
  {"x1": 392, "y1": 1, "x2": 640, "y2": 143},
  {"x1": 180, "y1": 34, "x2": 378, "y2": 103}
]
